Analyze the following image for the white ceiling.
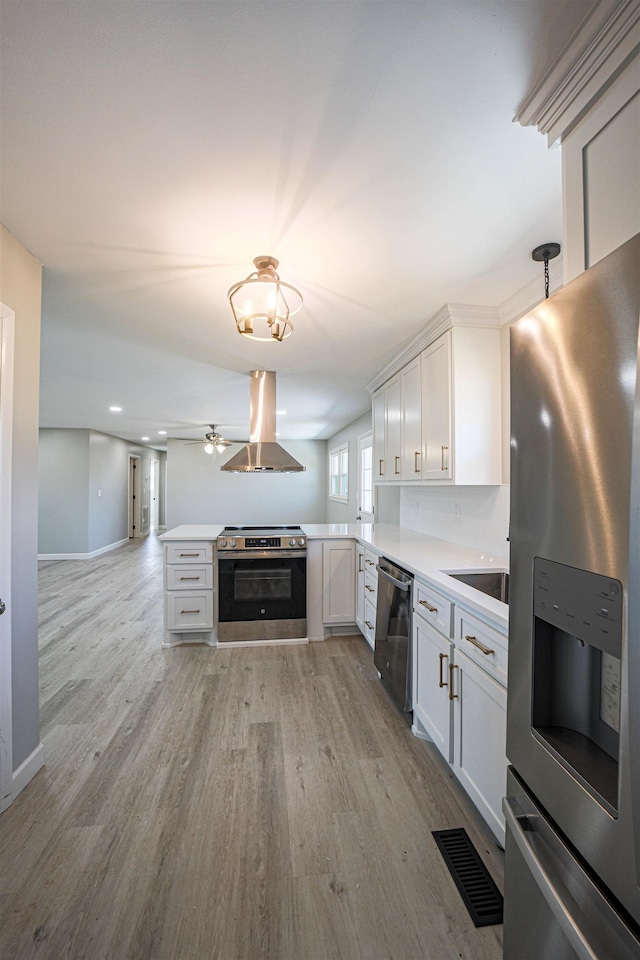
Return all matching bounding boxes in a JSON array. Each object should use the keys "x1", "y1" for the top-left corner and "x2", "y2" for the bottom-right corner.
[{"x1": 1, "y1": 1, "x2": 595, "y2": 449}]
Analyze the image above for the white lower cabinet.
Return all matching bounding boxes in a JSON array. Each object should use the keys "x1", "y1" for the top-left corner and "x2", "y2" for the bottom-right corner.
[
  {"x1": 451, "y1": 649, "x2": 507, "y2": 846},
  {"x1": 355, "y1": 545, "x2": 379, "y2": 649},
  {"x1": 413, "y1": 614, "x2": 454, "y2": 761},
  {"x1": 412, "y1": 579, "x2": 508, "y2": 845},
  {"x1": 163, "y1": 540, "x2": 215, "y2": 647}
]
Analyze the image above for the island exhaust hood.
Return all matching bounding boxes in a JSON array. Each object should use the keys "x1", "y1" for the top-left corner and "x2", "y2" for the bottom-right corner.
[{"x1": 221, "y1": 371, "x2": 305, "y2": 473}]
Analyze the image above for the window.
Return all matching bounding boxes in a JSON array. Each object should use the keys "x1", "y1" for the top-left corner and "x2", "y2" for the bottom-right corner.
[{"x1": 329, "y1": 442, "x2": 349, "y2": 502}]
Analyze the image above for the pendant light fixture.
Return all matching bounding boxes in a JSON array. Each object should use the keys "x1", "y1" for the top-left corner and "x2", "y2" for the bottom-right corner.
[
  {"x1": 532, "y1": 242, "x2": 561, "y2": 299},
  {"x1": 228, "y1": 256, "x2": 303, "y2": 342}
]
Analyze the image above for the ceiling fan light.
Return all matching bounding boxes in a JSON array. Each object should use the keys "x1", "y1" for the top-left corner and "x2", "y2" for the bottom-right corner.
[
  {"x1": 203, "y1": 442, "x2": 215, "y2": 454},
  {"x1": 228, "y1": 256, "x2": 302, "y2": 342},
  {"x1": 215, "y1": 442, "x2": 227, "y2": 453}
]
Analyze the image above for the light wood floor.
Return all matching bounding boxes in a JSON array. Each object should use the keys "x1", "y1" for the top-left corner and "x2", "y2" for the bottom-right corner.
[{"x1": 0, "y1": 533, "x2": 504, "y2": 960}]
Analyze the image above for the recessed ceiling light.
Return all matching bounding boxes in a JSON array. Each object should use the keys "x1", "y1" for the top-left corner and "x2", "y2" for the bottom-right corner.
[
  {"x1": 109, "y1": 405, "x2": 122, "y2": 412},
  {"x1": 158, "y1": 430, "x2": 167, "y2": 435},
  {"x1": 141, "y1": 436, "x2": 150, "y2": 441}
]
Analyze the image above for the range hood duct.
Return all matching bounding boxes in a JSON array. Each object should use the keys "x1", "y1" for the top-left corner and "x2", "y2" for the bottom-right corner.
[{"x1": 221, "y1": 371, "x2": 305, "y2": 473}]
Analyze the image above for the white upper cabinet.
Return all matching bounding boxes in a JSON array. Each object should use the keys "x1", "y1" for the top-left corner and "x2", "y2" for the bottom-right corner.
[
  {"x1": 371, "y1": 317, "x2": 502, "y2": 486},
  {"x1": 400, "y1": 356, "x2": 423, "y2": 481},
  {"x1": 373, "y1": 375, "x2": 402, "y2": 481},
  {"x1": 421, "y1": 331, "x2": 452, "y2": 480}
]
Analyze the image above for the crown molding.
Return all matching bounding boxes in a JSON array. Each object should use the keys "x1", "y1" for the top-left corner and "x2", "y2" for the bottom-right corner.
[
  {"x1": 515, "y1": 0, "x2": 640, "y2": 144},
  {"x1": 365, "y1": 304, "x2": 500, "y2": 394}
]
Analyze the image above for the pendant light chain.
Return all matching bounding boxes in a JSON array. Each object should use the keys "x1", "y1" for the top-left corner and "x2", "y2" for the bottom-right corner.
[{"x1": 531, "y1": 242, "x2": 561, "y2": 300}]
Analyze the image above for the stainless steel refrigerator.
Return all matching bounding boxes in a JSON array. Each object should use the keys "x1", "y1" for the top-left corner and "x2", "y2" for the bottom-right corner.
[{"x1": 504, "y1": 233, "x2": 640, "y2": 959}]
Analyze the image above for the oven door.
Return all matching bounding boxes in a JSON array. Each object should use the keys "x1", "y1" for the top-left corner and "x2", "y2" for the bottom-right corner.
[{"x1": 217, "y1": 552, "x2": 306, "y2": 642}]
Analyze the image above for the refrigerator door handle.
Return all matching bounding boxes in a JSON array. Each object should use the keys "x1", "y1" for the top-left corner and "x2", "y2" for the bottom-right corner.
[{"x1": 503, "y1": 796, "x2": 599, "y2": 960}]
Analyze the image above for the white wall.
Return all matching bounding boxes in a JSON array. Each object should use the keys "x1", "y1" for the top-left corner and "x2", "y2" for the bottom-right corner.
[
  {"x1": 0, "y1": 225, "x2": 42, "y2": 772},
  {"x1": 39, "y1": 429, "x2": 90, "y2": 554},
  {"x1": 166, "y1": 439, "x2": 327, "y2": 528},
  {"x1": 326, "y1": 412, "x2": 371, "y2": 524},
  {"x1": 38, "y1": 428, "x2": 163, "y2": 556}
]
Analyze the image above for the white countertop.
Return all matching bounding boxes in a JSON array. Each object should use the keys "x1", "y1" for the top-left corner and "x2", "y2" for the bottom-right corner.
[{"x1": 160, "y1": 522, "x2": 508, "y2": 630}]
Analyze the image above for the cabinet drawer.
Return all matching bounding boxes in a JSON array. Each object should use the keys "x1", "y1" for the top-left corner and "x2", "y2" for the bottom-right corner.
[
  {"x1": 165, "y1": 564, "x2": 213, "y2": 590},
  {"x1": 363, "y1": 598, "x2": 376, "y2": 649},
  {"x1": 166, "y1": 591, "x2": 213, "y2": 631},
  {"x1": 414, "y1": 580, "x2": 453, "y2": 638},
  {"x1": 364, "y1": 548, "x2": 378, "y2": 571},
  {"x1": 165, "y1": 542, "x2": 212, "y2": 564},
  {"x1": 364, "y1": 570, "x2": 378, "y2": 600},
  {"x1": 455, "y1": 608, "x2": 507, "y2": 687}
]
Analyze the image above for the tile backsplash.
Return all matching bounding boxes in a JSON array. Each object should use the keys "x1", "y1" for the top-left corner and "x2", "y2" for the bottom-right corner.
[{"x1": 399, "y1": 485, "x2": 510, "y2": 561}]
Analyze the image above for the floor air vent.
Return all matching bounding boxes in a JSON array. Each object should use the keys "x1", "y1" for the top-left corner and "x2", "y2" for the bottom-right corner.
[{"x1": 432, "y1": 828, "x2": 503, "y2": 927}]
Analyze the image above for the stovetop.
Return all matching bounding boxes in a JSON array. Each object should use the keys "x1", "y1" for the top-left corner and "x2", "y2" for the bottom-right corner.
[
  {"x1": 217, "y1": 525, "x2": 306, "y2": 551},
  {"x1": 220, "y1": 525, "x2": 302, "y2": 537}
]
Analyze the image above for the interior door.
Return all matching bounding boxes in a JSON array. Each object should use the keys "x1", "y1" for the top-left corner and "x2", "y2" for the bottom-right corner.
[
  {"x1": 0, "y1": 306, "x2": 15, "y2": 811},
  {"x1": 357, "y1": 431, "x2": 374, "y2": 521},
  {"x1": 150, "y1": 458, "x2": 159, "y2": 530}
]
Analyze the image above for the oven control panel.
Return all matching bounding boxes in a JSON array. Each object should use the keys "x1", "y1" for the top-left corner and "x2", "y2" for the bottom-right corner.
[{"x1": 217, "y1": 533, "x2": 306, "y2": 550}]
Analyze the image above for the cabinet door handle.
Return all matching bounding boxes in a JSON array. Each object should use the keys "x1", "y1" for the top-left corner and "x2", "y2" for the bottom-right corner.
[
  {"x1": 441, "y1": 445, "x2": 449, "y2": 471},
  {"x1": 379, "y1": 459, "x2": 384, "y2": 476},
  {"x1": 465, "y1": 634, "x2": 494, "y2": 655},
  {"x1": 365, "y1": 584, "x2": 375, "y2": 592},
  {"x1": 365, "y1": 620, "x2": 374, "y2": 630},
  {"x1": 358, "y1": 555, "x2": 364, "y2": 572},
  {"x1": 414, "y1": 451, "x2": 420, "y2": 473},
  {"x1": 449, "y1": 662, "x2": 459, "y2": 700},
  {"x1": 419, "y1": 599, "x2": 437, "y2": 614},
  {"x1": 438, "y1": 652, "x2": 448, "y2": 688},
  {"x1": 394, "y1": 455, "x2": 400, "y2": 475}
]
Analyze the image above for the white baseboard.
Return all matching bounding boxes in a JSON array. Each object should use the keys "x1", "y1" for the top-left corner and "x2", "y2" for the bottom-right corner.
[
  {"x1": 9, "y1": 742, "x2": 44, "y2": 805},
  {"x1": 39, "y1": 537, "x2": 129, "y2": 561}
]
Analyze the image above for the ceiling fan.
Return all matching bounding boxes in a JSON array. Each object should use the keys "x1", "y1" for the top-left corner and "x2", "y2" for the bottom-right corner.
[{"x1": 187, "y1": 425, "x2": 247, "y2": 455}]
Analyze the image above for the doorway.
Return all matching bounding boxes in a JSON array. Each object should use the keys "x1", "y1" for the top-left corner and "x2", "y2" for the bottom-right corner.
[
  {"x1": 128, "y1": 455, "x2": 142, "y2": 538},
  {"x1": 357, "y1": 431, "x2": 374, "y2": 522},
  {"x1": 150, "y1": 458, "x2": 159, "y2": 530},
  {"x1": 0, "y1": 305, "x2": 15, "y2": 811}
]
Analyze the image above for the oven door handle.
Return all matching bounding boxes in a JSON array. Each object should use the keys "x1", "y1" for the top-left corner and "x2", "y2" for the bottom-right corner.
[{"x1": 218, "y1": 549, "x2": 306, "y2": 560}]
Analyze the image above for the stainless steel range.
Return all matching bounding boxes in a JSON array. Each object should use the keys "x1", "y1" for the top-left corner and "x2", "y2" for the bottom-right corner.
[{"x1": 216, "y1": 526, "x2": 307, "y2": 642}]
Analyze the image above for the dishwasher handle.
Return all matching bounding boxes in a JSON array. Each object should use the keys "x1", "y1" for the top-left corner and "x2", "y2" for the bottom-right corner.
[{"x1": 376, "y1": 563, "x2": 412, "y2": 592}]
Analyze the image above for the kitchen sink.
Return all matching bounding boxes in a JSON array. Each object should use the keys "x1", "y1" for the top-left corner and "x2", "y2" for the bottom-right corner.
[{"x1": 447, "y1": 571, "x2": 509, "y2": 605}]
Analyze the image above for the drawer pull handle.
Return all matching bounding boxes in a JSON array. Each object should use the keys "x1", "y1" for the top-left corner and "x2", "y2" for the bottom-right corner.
[
  {"x1": 449, "y1": 662, "x2": 458, "y2": 700},
  {"x1": 465, "y1": 634, "x2": 494, "y2": 655},
  {"x1": 419, "y1": 599, "x2": 437, "y2": 614},
  {"x1": 394, "y1": 455, "x2": 400, "y2": 475},
  {"x1": 180, "y1": 608, "x2": 201, "y2": 614},
  {"x1": 179, "y1": 576, "x2": 200, "y2": 581},
  {"x1": 179, "y1": 553, "x2": 200, "y2": 557},
  {"x1": 414, "y1": 451, "x2": 420, "y2": 473},
  {"x1": 379, "y1": 459, "x2": 384, "y2": 476},
  {"x1": 441, "y1": 445, "x2": 448, "y2": 471},
  {"x1": 438, "y1": 652, "x2": 448, "y2": 688},
  {"x1": 365, "y1": 558, "x2": 376, "y2": 566},
  {"x1": 365, "y1": 620, "x2": 374, "y2": 630},
  {"x1": 365, "y1": 584, "x2": 375, "y2": 593}
]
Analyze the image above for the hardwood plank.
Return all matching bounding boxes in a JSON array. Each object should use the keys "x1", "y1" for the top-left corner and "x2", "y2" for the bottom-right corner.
[{"x1": 0, "y1": 533, "x2": 504, "y2": 959}]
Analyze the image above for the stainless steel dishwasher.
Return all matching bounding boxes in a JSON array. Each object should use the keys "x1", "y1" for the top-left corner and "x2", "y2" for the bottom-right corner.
[{"x1": 374, "y1": 558, "x2": 413, "y2": 722}]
